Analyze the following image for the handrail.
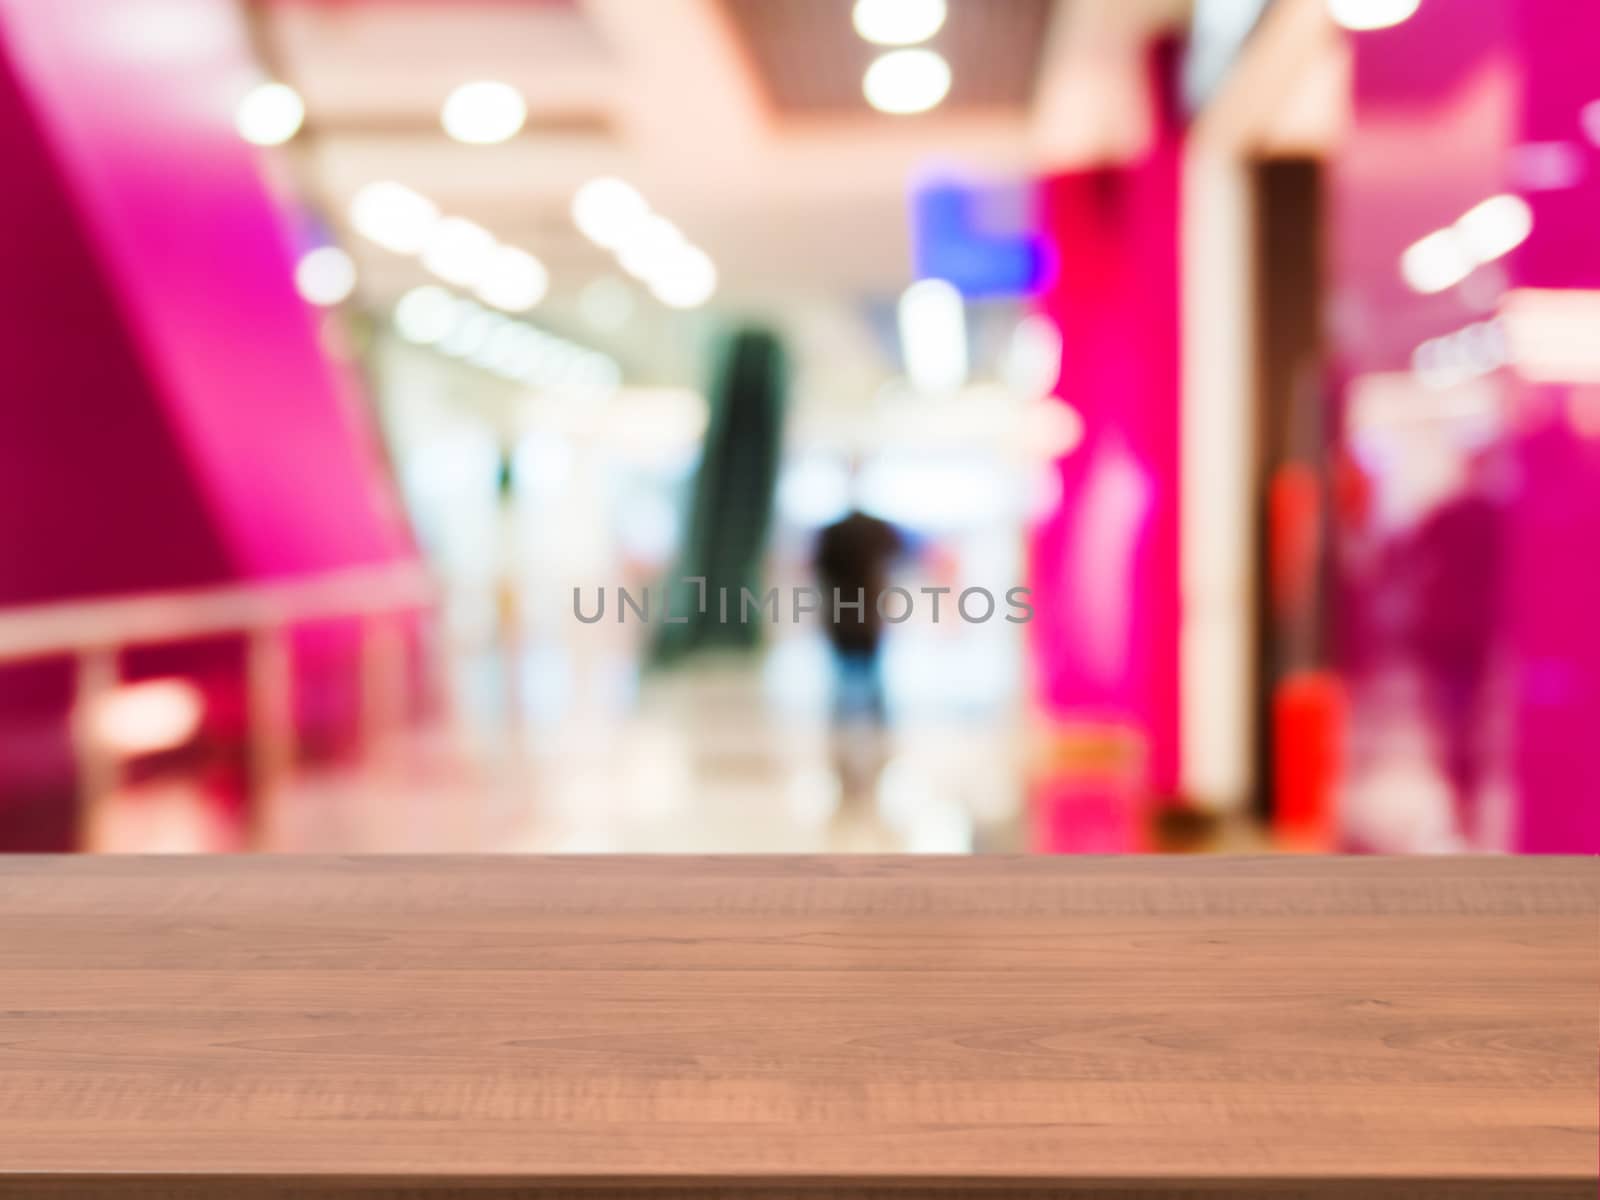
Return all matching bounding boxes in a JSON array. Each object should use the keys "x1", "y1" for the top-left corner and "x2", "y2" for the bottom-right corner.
[{"x1": 0, "y1": 561, "x2": 437, "y2": 665}]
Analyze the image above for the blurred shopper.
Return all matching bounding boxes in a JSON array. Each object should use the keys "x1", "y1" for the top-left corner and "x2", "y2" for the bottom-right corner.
[
  {"x1": 814, "y1": 506, "x2": 902, "y2": 723},
  {"x1": 1406, "y1": 451, "x2": 1509, "y2": 840}
]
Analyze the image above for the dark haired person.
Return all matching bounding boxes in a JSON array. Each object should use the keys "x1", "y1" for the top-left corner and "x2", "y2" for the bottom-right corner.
[{"x1": 813, "y1": 508, "x2": 902, "y2": 724}]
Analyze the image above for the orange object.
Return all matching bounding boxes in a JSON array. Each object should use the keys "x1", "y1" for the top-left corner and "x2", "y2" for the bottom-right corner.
[
  {"x1": 1274, "y1": 670, "x2": 1346, "y2": 850},
  {"x1": 1267, "y1": 463, "x2": 1322, "y2": 618}
]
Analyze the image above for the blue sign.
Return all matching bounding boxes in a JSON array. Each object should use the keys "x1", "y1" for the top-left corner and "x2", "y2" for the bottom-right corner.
[{"x1": 910, "y1": 178, "x2": 1046, "y2": 299}]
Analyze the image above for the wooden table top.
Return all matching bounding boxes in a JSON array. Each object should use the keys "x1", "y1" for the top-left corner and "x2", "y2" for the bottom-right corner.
[{"x1": 0, "y1": 855, "x2": 1594, "y2": 1199}]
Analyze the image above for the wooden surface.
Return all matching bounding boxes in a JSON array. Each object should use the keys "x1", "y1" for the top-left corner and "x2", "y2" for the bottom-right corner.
[{"x1": 0, "y1": 855, "x2": 1594, "y2": 1198}]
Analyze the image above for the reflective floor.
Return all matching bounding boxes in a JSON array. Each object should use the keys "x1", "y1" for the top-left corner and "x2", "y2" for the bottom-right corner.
[
  {"x1": 80, "y1": 617, "x2": 1479, "y2": 856},
  {"x1": 87, "y1": 625, "x2": 1033, "y2": 854}
]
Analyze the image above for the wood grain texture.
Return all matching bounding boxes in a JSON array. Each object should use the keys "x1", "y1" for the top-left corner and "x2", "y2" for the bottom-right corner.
[{"x1": 0, "y1": 856, "x2": 1594, "y2": 1199}]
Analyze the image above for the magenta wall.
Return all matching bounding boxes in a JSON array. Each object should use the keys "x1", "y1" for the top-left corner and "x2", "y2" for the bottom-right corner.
[
  {"x1": 0, "y1": 0, "x2": 412, "y2": 592},
  {"x1": 0, "y1": 0, "x2": 416, "y2": 846},
  {"x1": 0, "y1": 8, "x2": 243, "y2": 846},
  {"x1": 1499, "y1": 1, "x2": 1600, "y2": 853},
  {"x1": 1028, "y1": 46, "x2": 1183, "y2": 831},
  {"x1": 0, "y1": 40, "x2": 235, "y2": 606},
  {"x1": 1329, "y1": 0, "x2": 1600, "y2": 852}
]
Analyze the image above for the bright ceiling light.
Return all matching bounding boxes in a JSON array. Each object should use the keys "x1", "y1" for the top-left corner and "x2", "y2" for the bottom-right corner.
[
  {"x1": 474, "y1": 245, "x2": 549, "y2": 312},
  {"x1": 349, "y1": 181, "x2": 438, "y2": 255},
  {"x1": 421, "y1": 216, "x2": 496, "y2": 286},
  {"x1": 1399, "y1": 194, "x2": 1534, "y2": 294},
  {"x1": 393, "y1": 284, "x2": 457, "y2": 344},
  {"x1": 440, "y1": 80, "x2": 526, "y2": 145},
  {"x1": 571, "y1": 178, "x2": 710, "y2": 310},
  {"x1": 649, "y1": 245, "x2": 718, "y2": 310},
  {"x1": 572, "y1": 177, "x2": 650, "y2": 249},
  {"x1": 235, "y1": 81, "x2": 304, "y2": 146},
  {"x1": 1327, "y1": 0, "x2": 1421, "y2": 30},
  {"x1": 1455, "y1": 193, "x2": 1533, "y2": 263},
  {"x1": 617, "y1": 215, "x2": 688, "y2": 280},
  {"x1": 392, "y1": 281, "x2": 622, "y2": 396},
  {"x1": 294, "y1": 245, "x2": 356, "y2": 306},
  {"x1": 852, "y1": 0, "x2": 947, "y2": 46},
  {"x1": 84, "y1": 679, "x2": 204, "y2": 757},
  {"x1": 1500, "y1": 288, "x2": 1600, "y2": 383},
  {"x1": 863, "y1": 48, "x2": 952, "y2": 115},
  {"x1": 898, "y1": 277, "x2": 967, "y2": 394},
  {"x1": 1400, "y1": 228, "x2": 1472, "y2": 294}
]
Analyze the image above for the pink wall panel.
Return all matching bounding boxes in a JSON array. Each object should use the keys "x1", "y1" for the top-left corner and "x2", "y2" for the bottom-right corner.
[
  {"x1": 1329, "y1": 0, "x2": 1600, "y2": 852},
  {"x1": 0, "y1": 0, "x2": 412, "y2": 585},
  {"x1": 1027, "y1": 46, "x2": 1182, "y2": 838},
  {"x1": 0, "y1": 0, "x2": 418, "y2": 847},
  {"x1": 0, "y1": 39, "x2": 234, "y2": 605}
]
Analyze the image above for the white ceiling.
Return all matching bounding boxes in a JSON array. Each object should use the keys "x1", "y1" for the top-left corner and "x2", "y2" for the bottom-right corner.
[{"x1": 258, "y1": 0, "x2": 1186, "y2": 392}]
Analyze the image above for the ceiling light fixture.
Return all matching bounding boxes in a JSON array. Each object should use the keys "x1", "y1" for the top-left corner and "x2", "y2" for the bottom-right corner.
[
  {"x1": 863, "y1": 48, "x2": 952, "y2": 115},
  {"x1": 1500, "y1": 288, "x2": 1600, "y2": 384},
  {"x1": 235, "y1": 81, "x2": 305, "y2": 146},
  {"x1": 572, "y1": 177, "x2": 651, "y2": 250},
  {"x1": 474, "y1": 245, "x2": 550, "y2": 313},
  {"x1": 396, "y1": 288, "x2": 622, "y2": 398},
  {"x1": 349, "y1": 181, "x2": 438, "y2": 255},
  {"x1": 1454, "y1": 193, "x2": 1534, "y2": 263},
  {"x1": 617, "y1": 215, "x2": 688, "y2": 281},
  {"x1": 421, "y1": 216, "x2": 496, "y2": 287},
  {"x1": 572, "y1": 179, "x2": 717, "y2": 309},
  {"x1": 294, "y1": 246, "x2": 357, "y2": 306},
  {"x1": 1399, "y1": 228, "x2": 1472, "y2": 295},
  {"x1": 356, "y1": 186, "x2": 561, "y2": 312},
  {"x1": 649, "y1": 245, "x2": 719, "y2": 310},
  {"x1": 852, "y1": 0, "x2": 947, "y2": 46},
  {"x1": 441, "y1": 80, "x2": 527, "y2": 145},
  {"x1": 1327, "y1": 0, "x2": 1422, "y2": 31},
  {"x1": 569, "y1": 180, "x2": 713, "y2": 310},
  {"x1": 1400, "y1": 194, "x2": 1535, "y2": 295}
]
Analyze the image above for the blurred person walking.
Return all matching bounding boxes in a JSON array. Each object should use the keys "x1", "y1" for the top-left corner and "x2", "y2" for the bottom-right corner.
[
  {"x1": 1405, "y1": 450, "x2": 1510, "y2": 845},
  {"x1": 813, "y1": 505, "x2": 901, "y2": 724}
]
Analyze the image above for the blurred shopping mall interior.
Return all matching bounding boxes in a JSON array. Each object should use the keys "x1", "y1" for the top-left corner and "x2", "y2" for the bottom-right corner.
[{"x1": 0, "y1": 0, "x2": 1597, "y2": 854}]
